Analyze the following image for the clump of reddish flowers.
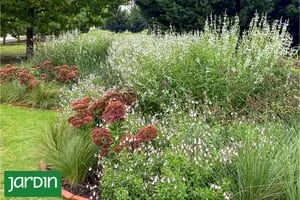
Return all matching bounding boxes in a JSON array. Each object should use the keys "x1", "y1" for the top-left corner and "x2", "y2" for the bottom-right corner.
[
  {"x1": 34, "y1": 60, "x2": 80, "y2": 83},
  {"x1": 0, "y1": 64, "x2": 18, "y2": 82},
  {"x1": 115, "y1": 125, "x2": 158, "y2": 153},
  {"x1": 68, "y1": 88, "x2": 137, "y2": 128},
  {"x1": 92, "y1": 128, "x2": 113, "y2": 157},
  {"x1": 54, "y1": 65, "x2": 79, "y2": 83},
  {"x1": 0, "y1": 61, "x2": 80, "y2": 89},
  {"x1": 0, "y1": 64, "x2": 40, "y2": 89},
  {"x1": 101, "y1": 101, "x2": 126, "y2": 124},
  {"x1": 68, "y1": 88, "x2": 158, "y2": 158},
  {"x1": 17, "y1": 68, "x2": 41, "y2": 89},
  {"x1": 92, "y1": 125, "x2": 158, "y2": 157}
]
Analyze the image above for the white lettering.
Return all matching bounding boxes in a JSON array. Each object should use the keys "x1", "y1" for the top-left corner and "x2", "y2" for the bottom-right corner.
[
  {"x1": 14, "y1": 177, "x2": 24, "y2": 189},
  {"x1": 33, "y1": 177, "x2": 43, "y2": 188},
  {"x1": 24, "y1": 176, "x2": 33, "y2": 188},
  {"x1": 8, "y1": 177, "x2": 14, "y2": 193},
  {"x1": 47, "y1": 177, "x2": 58, "y2": 188}
]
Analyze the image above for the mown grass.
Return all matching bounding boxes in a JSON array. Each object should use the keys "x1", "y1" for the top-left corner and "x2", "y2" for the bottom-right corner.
[
  {"x1": 0, "y1": 104, "x2": 62, "y2": 199},
  {"x1": 0, "y1": 43, "x2": 26, "y2": 57}
]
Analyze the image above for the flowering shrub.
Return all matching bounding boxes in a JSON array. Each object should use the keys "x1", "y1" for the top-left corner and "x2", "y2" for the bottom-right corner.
[
  {"x1": 33, "y1": 60, "x2": 80, "y2": 83},
  {"x1": 1, "y1": 64, "x2": 40, "y2": 89},
  {"x1": 67, "y1": 88, "x2": 159, "y2": 160},
  {"x1": 0, "y1": 64, "x2": 18, "y2": 82},
  {"x1": 68, "y1": 88, "x2": 137, "y2": 128},
  {"x1": 107, "y1": 15, "x2": 298, "y2": 117},
  {"x1": 92, "y1": 128, "x2": 113, "y2": 157},
  {"x1": 1, "y1": 61, "x2": 80, "y2": 88},
  {"x1": 101, "y1": 100, "x2": 126, "y2": 124}
]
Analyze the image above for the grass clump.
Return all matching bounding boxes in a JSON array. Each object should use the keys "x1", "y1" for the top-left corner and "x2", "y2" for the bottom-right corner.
[
  {"x1": 37, "y1": 119, "x2": 98, "y2": 185},
  {"x1": 31, "y1": 31, "x2": 113, "y2": 76},
  {"x1": 25, "y1": 82, "x2": 60, "y2": 109},
  {"x1": 0, "y1": 80, "x2": 27, "y2": 103}
]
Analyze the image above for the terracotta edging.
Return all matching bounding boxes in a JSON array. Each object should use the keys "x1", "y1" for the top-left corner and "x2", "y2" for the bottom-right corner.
[
  {"x1": 61, "y1": 189, "x2": 89, "y2": 200},
  {"x1": 39, "y1": 161, "x2": 89, "y2": 200}
]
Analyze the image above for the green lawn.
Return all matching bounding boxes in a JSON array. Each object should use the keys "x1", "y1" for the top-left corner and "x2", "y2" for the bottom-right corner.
[
  {"x1": 0, "y1": 43, "x2": 26, "y2": 57},
  {"x1": 0, "y1": 104, "x2": 62, "y2": 199}
]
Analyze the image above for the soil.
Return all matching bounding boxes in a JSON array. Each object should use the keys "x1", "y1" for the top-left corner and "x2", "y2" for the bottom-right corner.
[
  {"x1": 63, "y1": 181, "x2": 91, "y2": 198},
  {"x1": 62, "y1": 168, "x2": 101, "y2": 199}
]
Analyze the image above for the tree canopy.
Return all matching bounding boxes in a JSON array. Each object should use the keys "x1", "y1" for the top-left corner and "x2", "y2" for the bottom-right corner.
[
  {"x1": 0, "y1": 0, "x2": 126, "y2": 57},
  {"x1": 136, "y1": 0, "x2": 299, "y2": 45}
]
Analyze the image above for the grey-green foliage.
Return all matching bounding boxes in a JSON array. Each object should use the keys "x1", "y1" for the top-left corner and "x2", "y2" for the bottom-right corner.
[
  {"x1": 37, "y1": 119, "x2": 98, "y2": 185},
  {"x1": 31, "y1": 31, "x2": 113, "y2": 76},
  {"x1": 282, "y1": 121, "x2": 300, "y2": 200},
  {"x1": 221, "y1": 120, "x2": 300, "y2": 200},
  {"x1": 108, "y1": 15, "x2": 297, "y2": 115}
]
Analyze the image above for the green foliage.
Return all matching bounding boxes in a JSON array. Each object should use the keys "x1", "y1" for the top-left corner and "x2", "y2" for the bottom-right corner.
[
  {"x1": 31, "y1": 31, "x2": 113, "y2": 77},
  {"x1": 104, "y1": 6, "x2": 147, "y2": 33},
  {"x1": 37, "y1": 119, "x2": 98, "y2": 185},
  {"x1": 0, "y1": 0, "x2": 125, "y2": 57},
  {"x1": 104, "y1": 11, "x2": 129, "y2": 33},
  {"x1": 0, "y1": 42, "x2": 26, "y2": 56},
  {"x1": 101, "y1": 104, "x2": 299, "y2": 199},
  {"x1": 215, "y1": 119, "x2": 300, "y2": 200},
  {"x1": 108, "y1": 15, "x2": 298, "y2": 116},
  {"x1": 282, "y1": 121, "x2": 300, "y2": 200},
  {"x1": 0, "y1": 81, "x2": 27, "y2": 103},
  {"x1": 25, "y1": 82, "x2": 60, "y2": 109},
  {"x1": 136, "y1": 0, "x2": 299, "y2": 45}
]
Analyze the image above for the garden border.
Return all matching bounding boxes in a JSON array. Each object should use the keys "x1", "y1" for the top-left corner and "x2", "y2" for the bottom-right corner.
[{"x1": 39, "y1": 161, "x2": 89, "y2": 200}]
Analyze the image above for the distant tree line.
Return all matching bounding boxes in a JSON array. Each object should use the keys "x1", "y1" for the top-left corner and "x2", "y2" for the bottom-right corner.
[
  {"x1": 1, "y1": 0, "x2": 298, "y2": 58},
  {"x1": 104, "y1": 6, "x2": 148, "y2": 33},
  {"x1": 134, "y1": 0, "x2": 299, "y2": 45}
]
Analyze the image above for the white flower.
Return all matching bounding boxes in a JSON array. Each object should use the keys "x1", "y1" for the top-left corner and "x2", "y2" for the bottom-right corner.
[{"x1": 210, "y1": 183, "x2": 221, "y2": 190}]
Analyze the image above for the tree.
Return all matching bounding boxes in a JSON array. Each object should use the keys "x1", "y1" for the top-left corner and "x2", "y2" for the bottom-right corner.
[
  {"x1": 270, "y1": 0, "x2": 299, "y2": 45},
  {"x1": 136, "y1": 0, "x2": 299, "y2": 45},
  {"x1": 0, "y1": 0, "x2": 126, "y2": 58},
  {"x1": 104, "y1": 5, "x2": 147, "y2": 33}
]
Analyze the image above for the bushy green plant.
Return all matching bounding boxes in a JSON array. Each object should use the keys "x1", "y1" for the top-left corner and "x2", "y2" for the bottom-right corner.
[
  {"x1": 282, "y1": 120, "x2": 300, "y2": 200},
  {"x1": 0, "y1": 81, "x2": 27, "y2": 103},
  {"x1": 107, "y1": 15, "x2": 298, "y2": 116},
  {"x1": 216, "y1": 119, "x2": 300, "y2": 200},
  {"x1": 58, "y1": 75, "x2": 105, "y2": 114},
  {"x1": 31, "y1": 31, "x2": 113, "y2": 76},
  {"x1": 37, "y1": 119, "x2": 98, "y2": 185},
  {"x1": 25, "y1": 82, "x2": 60, "y2": 109},
  {"x1": 101, "y1": 108, "x2": 235, "y2": 200}
]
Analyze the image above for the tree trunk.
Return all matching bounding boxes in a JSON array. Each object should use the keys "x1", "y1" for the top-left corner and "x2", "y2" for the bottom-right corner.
[
  {"x1": 26, "y1": 28, "x2": 34, "y2": 58},
  {"x1": 2, "y1": 36, "x2": 6, "y2": 45},
  {"x1": 17, "y1": 34, "x2": 20, "y2": 42}
]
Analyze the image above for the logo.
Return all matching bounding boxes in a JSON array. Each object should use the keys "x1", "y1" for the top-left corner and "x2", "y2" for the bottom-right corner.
[{"x1": 4, "y1": 171, "x2": 62, "y2": 197}]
